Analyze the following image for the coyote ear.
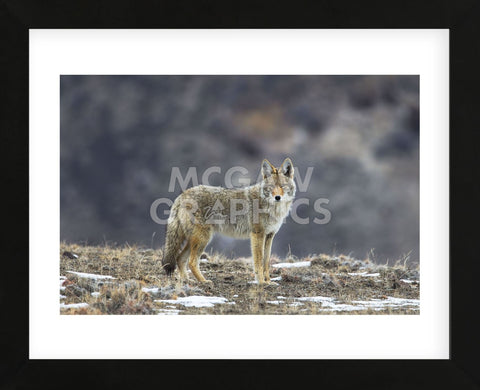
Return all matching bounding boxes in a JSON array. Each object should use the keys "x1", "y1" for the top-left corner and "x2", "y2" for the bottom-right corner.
[
  {"x1": 262, "y1": 159, "x2": 275, "y2": 178},
  {"x1": 281, "y1": 158, "x2": 294, "y2": 178}
]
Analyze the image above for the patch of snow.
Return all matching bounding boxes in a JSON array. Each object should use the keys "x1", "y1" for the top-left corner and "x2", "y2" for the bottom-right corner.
[
  {"x1": 270, "y1": 276, "x2": 282, "y2": 281},
  {"x1": 400, "y1": 279, "x2": 416, "y2": 284},
  {"x1": 277, "y1": 296, "x2": 286, "y2": 299},
  {"x1": 297, "y1": 296, "x2": 335, "y2": 304},
  {"x1": 66, "y1": 271, "x2": 116, "y2": 280},
  {"x1": 142, "y1": 287, "x2": 159, "y2": 294},
  {"x1": 60, "y1": 302, "x2": 89, "y2": 309},
  {"x1": 266, "y1": 300, "x2": 281, "y2": 305},
  {"x1": 249, "y1": 279, "x2": 279, "y2": 285},
  {"x1": 288, "y1": 302, "x2": 304, "y2": 307},
  {"x1": 233, "y1": 294, "x2": 238, "y2": 298},
  {"x1": 296, "y1": 297, "x2": 367, "y2": 312},
  {"x1": 91, "y1": 292, "x2": 100, "y2": 297},
  {"x1": 354, "y1": 297, "x2": 420, "y2": 308},
  {"x1": 272, "y1": 261, "x2": 311, "y2": 268},
  {"x1": 156, "y1": 296, "x2": 229, "y2": 308},
  {"x1": 348, "y1": 272, "x2": 380, "y2": 277},
  {"x1": 60, "y1": 295, "x2": 66, "y2": 300},
  {"x1": 295, "y1": 296, "x2": 419, "y2": 312}
]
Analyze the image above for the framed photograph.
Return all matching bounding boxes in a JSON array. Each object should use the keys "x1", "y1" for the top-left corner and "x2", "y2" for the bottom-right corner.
[
  {"x1": 32, "y1": 25, "x2": 447, "y2": 359},
  {"x1": 2, "y1": 2, "x2": 478, "y2": 388}
]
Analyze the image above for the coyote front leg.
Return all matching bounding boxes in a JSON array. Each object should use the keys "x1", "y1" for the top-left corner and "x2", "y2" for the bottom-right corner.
[
  {"x1": 263, "y1": 233, "x2": 274, "y2": 283},
  {"x1": 251, "y1": 231, "x2": 266, "y2": 284}
]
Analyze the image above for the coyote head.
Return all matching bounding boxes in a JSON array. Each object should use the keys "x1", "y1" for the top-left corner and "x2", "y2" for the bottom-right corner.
[{"x1": 261, "y1": 158, "x2": 296, "y2": 204}]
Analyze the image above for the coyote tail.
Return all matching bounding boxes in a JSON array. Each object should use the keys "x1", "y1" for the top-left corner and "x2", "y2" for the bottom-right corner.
[{"x1": 161, "y1": 206, "x2": 185, "y2": 276}]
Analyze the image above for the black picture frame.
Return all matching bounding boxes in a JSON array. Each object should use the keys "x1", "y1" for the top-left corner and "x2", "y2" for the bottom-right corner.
[{"x1": 1, "y1": 1, "x2": 478, "y2": 388}]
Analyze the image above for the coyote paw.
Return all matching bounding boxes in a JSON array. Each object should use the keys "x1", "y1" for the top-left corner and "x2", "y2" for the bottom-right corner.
[{"x1": 201, "y1": 279, "x2": 213, "y2": 286}]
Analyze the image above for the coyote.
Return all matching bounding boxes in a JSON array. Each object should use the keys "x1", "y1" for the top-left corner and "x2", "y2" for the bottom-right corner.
[{"x1": 162, "y1": 158, "x2": 296, "y2": 285}]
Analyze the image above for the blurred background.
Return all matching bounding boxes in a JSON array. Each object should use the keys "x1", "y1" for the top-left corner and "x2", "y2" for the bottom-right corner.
[{"x1": 60, "y1": 75, "x2": 419, "y2": 264}]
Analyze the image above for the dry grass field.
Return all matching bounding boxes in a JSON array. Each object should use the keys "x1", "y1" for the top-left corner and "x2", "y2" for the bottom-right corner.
[{"x1": 60, "y1": 242, "x2": 419, "y2": 315}]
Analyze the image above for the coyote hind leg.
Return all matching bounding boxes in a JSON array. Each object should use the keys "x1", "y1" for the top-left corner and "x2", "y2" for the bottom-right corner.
[
  {"x1": 188, "y1": 226, "x2": 212, "y2": 284},
  {"x1": 177, "y1": 244, "x2": 191, "y2": 283}
]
